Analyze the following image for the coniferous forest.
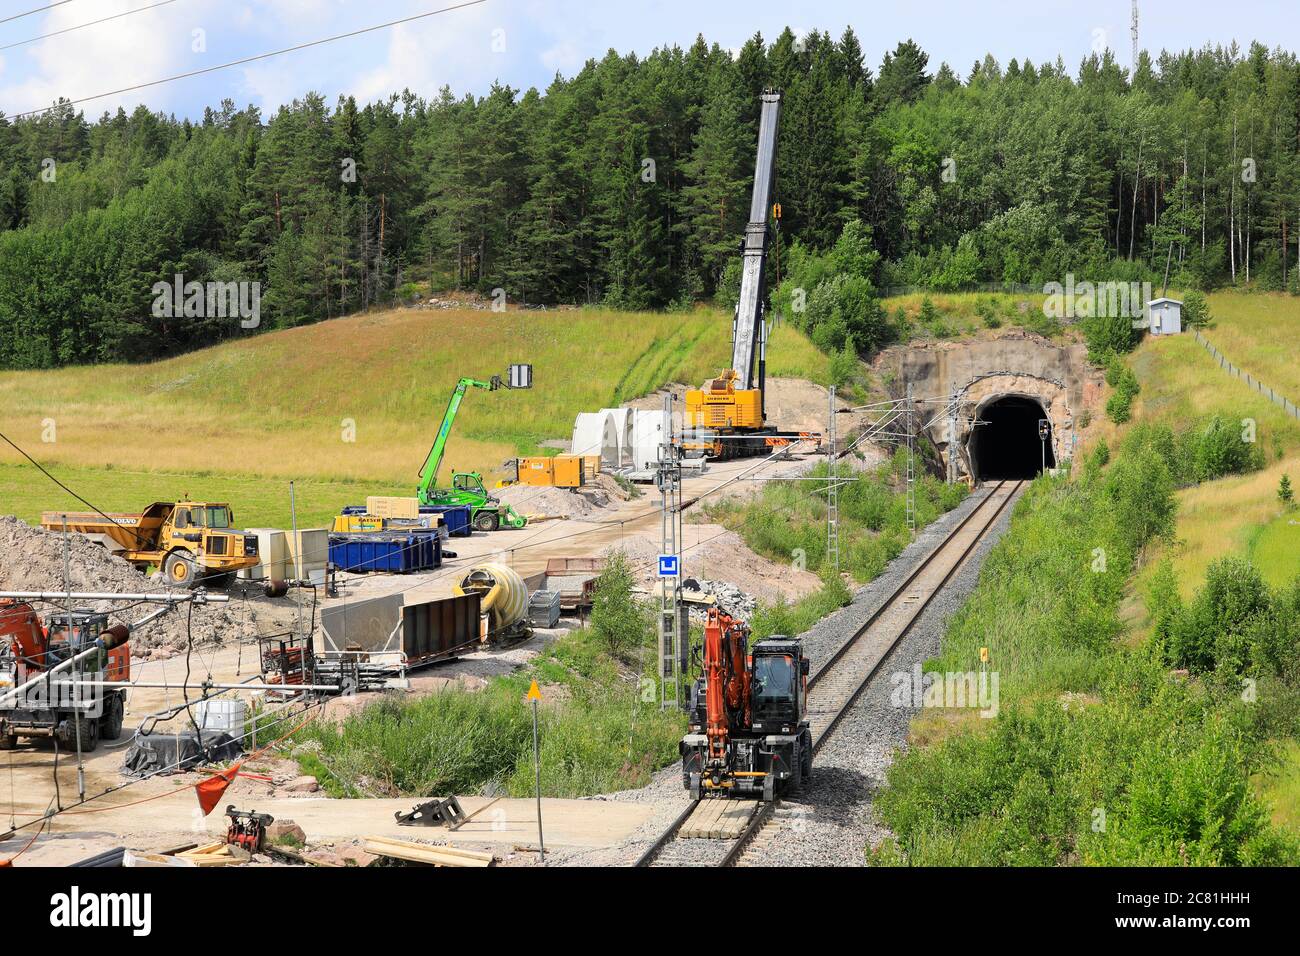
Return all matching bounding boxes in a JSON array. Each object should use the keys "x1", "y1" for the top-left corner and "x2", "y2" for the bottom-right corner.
[{"x1": 1, "y1": 27, "x2": 1298, "y2": 368}]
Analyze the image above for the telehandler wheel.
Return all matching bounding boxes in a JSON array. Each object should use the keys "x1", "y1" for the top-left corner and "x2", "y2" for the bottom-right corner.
[
  {"x1": 0, "y1": 731, "x2": 16, "y2": 750},
  {"x1": 473, "y1": 511, "x2": 500, "y2": 533},
  {"x1": 164, "y1": 550, "x2": 197, "y2": 588},
  {"x1": 100, "y1": 694, "x2": 125, "y2": 741}
]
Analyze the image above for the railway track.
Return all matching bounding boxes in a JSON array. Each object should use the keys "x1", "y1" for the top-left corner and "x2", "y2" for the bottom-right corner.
[{"x1": 633, "y1": 479, "x2": 1024, "y2": 868}]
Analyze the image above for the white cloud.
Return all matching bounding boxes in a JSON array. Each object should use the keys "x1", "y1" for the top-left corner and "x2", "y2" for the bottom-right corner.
[{"x1": 0, "y1": 0, "x2": 227, "y2": 118}]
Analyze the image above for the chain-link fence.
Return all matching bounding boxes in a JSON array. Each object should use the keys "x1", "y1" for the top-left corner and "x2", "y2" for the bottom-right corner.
[{"x1": 1191, "y1": 329, "x2": 1300, "y2": 420}]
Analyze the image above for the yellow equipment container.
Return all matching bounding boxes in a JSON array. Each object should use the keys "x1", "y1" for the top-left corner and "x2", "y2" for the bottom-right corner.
[
  {"x1": 331, "y1": 513, "x2": 442, "y2": 533},
  {"x1": 516, "y1": 455, "x2": 584, "y2": 488},
  {"x1": 581, "y1": 455, "x2": 601, "y2": 482},
  {"x1": 455, "y1": 563, "x2": 530, "y2": 640}
]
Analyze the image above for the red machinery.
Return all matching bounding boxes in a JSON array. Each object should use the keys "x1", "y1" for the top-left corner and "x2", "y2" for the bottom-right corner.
[
  {"x1": 682, "y1": 606, "x2": 812, "y2": 801},
  {"x1": 0, "y1": 600, "x2": 131, "y2": 751}
]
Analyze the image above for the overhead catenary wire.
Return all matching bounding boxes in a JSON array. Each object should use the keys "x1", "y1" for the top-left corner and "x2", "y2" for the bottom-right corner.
[
  {"x1": 10, "y1": 0, "x2": 489, "y2": 119},
  {"x1": 0, "y1": 0, "x2": 179, "y2": 52},
  {"x1": 0, "y1": 1, "x2": 77, "y2": 28}
]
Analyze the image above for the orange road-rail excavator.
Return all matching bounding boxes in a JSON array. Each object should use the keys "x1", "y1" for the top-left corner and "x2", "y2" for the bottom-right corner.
[
  {"x1": 681, "y1": 607, "x2": 812, "y2": 801},
  {"x1": 0, "y1": 601, "x2": 131, "y2": 751}
]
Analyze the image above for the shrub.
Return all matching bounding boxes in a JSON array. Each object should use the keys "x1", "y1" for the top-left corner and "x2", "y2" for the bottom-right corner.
[
  {"x1": 1166, "y1": 557, "x2": 1273, "y2": 674},
  {"x1": 1181, "y1": 289, "x2": 1212, "y2": 328},
  {"x1": 1188, "y1": 415, "x2": 1263, "y2": 482},
  {"x1": 1279, "y1": 473, "x2": 1294, "y2": 506},
  {"x1": 590, "y1": 551, "x2": 652, "y2": 658}
]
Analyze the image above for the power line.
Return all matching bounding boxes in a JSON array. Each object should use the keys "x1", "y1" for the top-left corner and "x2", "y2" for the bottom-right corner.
[
  {"x1": 11, "y1": 0, "x2": 489, "y2": 119},
  {"x1": 0, "y1": 1, "x2": 77, "y2": 28},
  {"x1": 0, "y1": 0, "x2": 179, "y2": 53}
]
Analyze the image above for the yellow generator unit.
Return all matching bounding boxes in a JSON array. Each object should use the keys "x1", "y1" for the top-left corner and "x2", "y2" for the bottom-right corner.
[
  {"x1": 455, "y1": 563, "x2": 530, "y2": 641},
  {"x1": 516, "y1": 454, "x2": 585, "y2": 488}
]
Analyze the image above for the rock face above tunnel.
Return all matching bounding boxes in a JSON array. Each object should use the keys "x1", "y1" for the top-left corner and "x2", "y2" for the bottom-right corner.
[{"x1": 875, "y1": 331, "x2": 1101, "y2": 481}]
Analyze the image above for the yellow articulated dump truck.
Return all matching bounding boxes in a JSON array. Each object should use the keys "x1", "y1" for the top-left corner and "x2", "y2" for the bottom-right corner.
[{"x1": 41, "y1": 502, "x2": 259, "y2": 587}]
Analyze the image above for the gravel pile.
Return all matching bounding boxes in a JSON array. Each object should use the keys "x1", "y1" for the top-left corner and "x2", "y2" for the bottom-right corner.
[
  {"x1": 496, "y1": 483, "x2": 612, "y2": 520},
  {"x1": 0, "y1": 515, "x2": 270, "y2": 655}
]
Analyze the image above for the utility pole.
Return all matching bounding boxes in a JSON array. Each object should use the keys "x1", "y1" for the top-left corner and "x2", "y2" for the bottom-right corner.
[
  {"x1": 826, "y1": 384, "x2": 839, "y2": 573},
  {"x1": 657, "y1": 393, "x2": 683, "y2": 711},
  {"x1": 61, "y1": 516, "x2": 86, "y2": 802},
  {"x1": 905, "y1": 384, "x2": 917, "y2": 536},
  {"x1": 949, "y1": 389, "x2": 959, "y2": 485}
]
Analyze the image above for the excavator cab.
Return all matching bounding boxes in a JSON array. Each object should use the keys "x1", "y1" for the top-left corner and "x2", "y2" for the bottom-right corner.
[{"x1": 750, "y1": 642, "x2": 806, "y2": 728}]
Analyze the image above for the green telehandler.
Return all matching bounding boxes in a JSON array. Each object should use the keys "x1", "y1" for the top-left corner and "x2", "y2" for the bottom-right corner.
[{"x1": 416, "y1": 369, "x2": 532, "y2": 532}]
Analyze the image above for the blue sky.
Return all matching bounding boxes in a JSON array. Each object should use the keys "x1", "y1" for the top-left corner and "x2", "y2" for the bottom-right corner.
[{"x1": 0, "y1": 0, "x2": 1295, "y2": 120}]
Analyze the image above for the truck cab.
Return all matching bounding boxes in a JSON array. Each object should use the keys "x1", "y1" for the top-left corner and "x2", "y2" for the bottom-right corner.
[{"x1": 157, "y1": 502, "x2": 259, "y2": 586}]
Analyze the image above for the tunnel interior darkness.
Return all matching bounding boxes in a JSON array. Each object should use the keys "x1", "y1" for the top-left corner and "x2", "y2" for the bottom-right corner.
[{"x1": 968, "y1": 395, "x2": 1056, "y2": 481}]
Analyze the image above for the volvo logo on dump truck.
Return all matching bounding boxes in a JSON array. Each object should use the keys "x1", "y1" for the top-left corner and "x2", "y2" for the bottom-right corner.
[{"x1": 40, "y1": 501, "x2": 259, "y2": 588}]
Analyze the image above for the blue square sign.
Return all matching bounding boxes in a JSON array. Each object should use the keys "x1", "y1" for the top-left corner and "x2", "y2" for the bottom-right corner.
[{"x1": 657, "y1": 554, "x2": 679, "y2": 578}]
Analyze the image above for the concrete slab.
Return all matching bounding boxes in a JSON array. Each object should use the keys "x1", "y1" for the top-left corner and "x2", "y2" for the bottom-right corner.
[{"x1": 24, "y1": 795, "x2": 657, "y2": 854}]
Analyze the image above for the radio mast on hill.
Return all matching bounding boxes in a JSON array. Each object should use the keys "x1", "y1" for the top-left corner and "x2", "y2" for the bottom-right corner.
[{"x1": 1131, "y1": 0, "x2": 1140, "y2": 71}]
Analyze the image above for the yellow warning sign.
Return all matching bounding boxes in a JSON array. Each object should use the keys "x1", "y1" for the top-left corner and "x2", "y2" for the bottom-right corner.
[{"x1": 526, "y1": 679, "x2": 542, "y2": 701}]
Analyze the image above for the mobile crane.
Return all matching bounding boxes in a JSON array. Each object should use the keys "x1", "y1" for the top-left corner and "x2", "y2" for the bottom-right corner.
[
  {"x1": 684, "y1": 90, "x2": 819, "y2": 460},
  {"x1": 680, "y1": 607, "x2": 812, "y2": 801},
  {"x1": 416, "y1": 368, "x2": 532, "y2": 532}
]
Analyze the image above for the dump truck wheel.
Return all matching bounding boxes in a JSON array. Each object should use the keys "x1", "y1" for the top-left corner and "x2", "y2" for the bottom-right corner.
[
  {"x1": 473, "y1": 511, "x2": 500, "y2": 533},
  {"x1": 164, "y1": 550, "x2": 196, "y2": 588}
]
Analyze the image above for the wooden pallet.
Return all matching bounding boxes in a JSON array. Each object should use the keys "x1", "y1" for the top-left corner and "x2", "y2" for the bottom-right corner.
[
  {"x1": 363, "y1": 836, "x2": 495, "y2": 867},
  {"x1": 679, "y1": 799, "x2": 755, "y2": 840}
]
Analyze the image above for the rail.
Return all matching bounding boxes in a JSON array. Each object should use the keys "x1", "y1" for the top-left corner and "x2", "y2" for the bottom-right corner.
[{"x1": 633, "y1": 480, "x2": 1024, "y2": 867}]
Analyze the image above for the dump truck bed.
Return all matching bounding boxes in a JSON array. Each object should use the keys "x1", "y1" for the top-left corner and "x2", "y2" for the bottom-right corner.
[{"x1": 40, "y1": 505, "x2": 169, "y2": 551}]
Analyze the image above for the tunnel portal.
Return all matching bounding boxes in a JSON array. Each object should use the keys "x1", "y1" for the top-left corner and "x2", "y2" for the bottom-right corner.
[{"x1": 968, "y1": 395, "x2": 1056, "y2": 481}]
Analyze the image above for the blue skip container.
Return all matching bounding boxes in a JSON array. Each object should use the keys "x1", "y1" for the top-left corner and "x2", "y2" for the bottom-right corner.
[{"x1": 327, "y1": 531, "x2": 442, "y2": 573}]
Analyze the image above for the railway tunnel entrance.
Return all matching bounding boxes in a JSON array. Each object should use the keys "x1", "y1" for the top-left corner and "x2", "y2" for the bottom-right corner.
[{"x1": 968, "y1": 395, "x2": 1055, "y2": 481}]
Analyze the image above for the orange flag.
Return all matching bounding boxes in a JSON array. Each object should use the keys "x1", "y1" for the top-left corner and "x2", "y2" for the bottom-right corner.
[{"x1": 195, "y1": 762, "x2": 242, "y2": 816}]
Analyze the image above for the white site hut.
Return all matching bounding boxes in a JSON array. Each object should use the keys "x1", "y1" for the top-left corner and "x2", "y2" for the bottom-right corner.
[{"x1": 1147, "y1": 297, "x2": 1182, "y2": 336}]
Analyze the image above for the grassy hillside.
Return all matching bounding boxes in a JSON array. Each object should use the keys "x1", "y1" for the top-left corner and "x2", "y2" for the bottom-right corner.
[
  {"x1": 1113, "y1": 292, "x2": 1300, "y2": 600},
  {"x1": 0, "y1": 306, "x2": 827, "y2": 527}
]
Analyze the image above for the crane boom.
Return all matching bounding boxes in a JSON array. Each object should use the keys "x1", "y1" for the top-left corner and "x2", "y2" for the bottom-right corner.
[{"x1": 730, "y1": 90, "x2": 781, "y2": 392}]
